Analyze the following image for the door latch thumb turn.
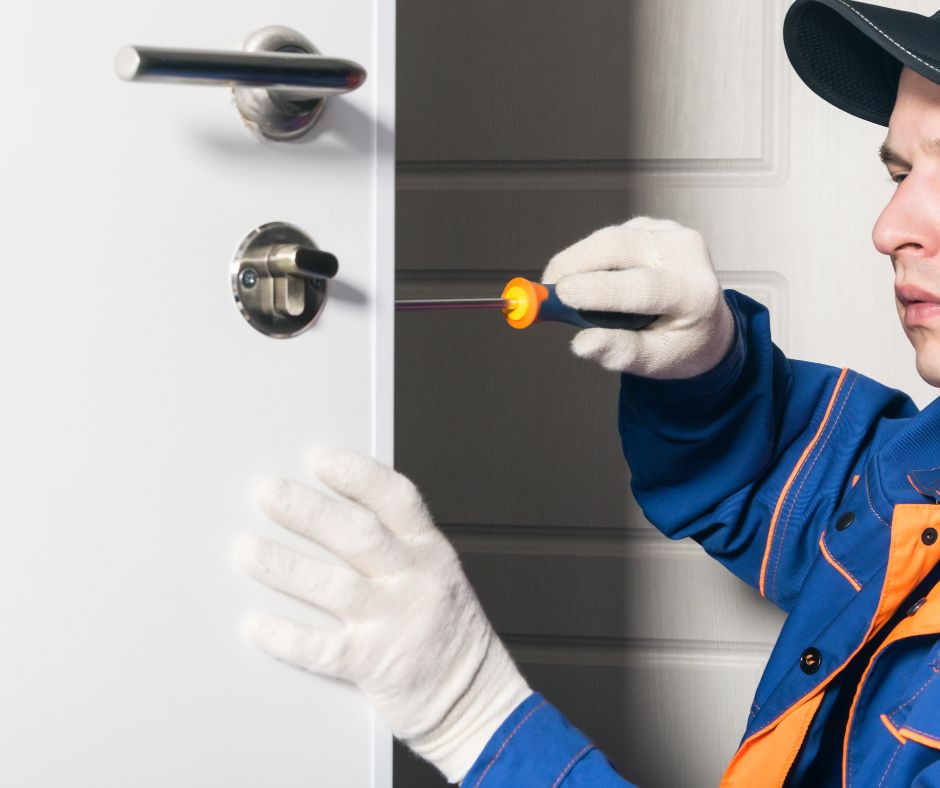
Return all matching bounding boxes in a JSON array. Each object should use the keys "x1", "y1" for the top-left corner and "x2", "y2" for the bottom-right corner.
[{"x1": 232, "y1": 222, "x2": 338, "y2": 338}]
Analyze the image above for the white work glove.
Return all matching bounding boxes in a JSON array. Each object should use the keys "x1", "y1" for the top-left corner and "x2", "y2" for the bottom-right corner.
[
  {"x1": 239, "y1": 447, "x2": 531, "y2": 783},
  {"x1": 542, "y1": 216, "x2": 735, "y2": 379}
]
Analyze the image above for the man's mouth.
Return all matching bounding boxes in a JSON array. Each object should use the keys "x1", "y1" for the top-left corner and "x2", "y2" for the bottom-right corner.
[
  {"x1": 895, "y1": 283, "x2": 940, "y2": 306},
  {"x1": 896, "y1": 283, "x2": 940, "y2": 327}
]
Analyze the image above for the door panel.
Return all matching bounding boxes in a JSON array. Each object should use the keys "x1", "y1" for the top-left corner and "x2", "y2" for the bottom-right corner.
[{"x1": 1, "y1": 2, "x2": 393, "y2": 786}]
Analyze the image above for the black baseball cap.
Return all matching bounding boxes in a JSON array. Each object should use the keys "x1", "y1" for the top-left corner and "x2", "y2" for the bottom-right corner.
[{"x1": 783, "y1": 0, "x2": 940, "y2": 126}]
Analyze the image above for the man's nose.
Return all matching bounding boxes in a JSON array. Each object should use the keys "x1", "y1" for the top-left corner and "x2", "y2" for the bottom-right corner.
[{"x1": 872, "y1": 179, "x2": 940, "y2": 259}]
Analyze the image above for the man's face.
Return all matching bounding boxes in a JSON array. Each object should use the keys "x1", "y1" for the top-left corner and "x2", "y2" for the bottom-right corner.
[{"x1": 873, "y1": 67, "x2": 940, "y2": 387}]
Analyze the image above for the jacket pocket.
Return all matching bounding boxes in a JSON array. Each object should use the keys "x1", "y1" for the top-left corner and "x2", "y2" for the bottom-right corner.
[{"x1": 882, "y1": 668, "x2": 940, "y2": 750}]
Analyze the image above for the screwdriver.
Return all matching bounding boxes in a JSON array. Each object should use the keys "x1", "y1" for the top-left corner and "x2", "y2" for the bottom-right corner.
[{"x1": 396, "y1": 277, "x2": 658, "y2": 331}]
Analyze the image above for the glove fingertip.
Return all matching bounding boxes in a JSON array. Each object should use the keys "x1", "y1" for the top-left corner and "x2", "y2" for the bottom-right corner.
[
  {"x1": 254, "y1": 477, "x2": 289, "y2": 509},
  {"x1": 570, "y1": 328, "x2": 609, "y2": 360},
  {"x1": 622, "y1": 215, "x2": 681, "y2": 231},
  {"x1": 244, "y1": 612, "x2": 278, "y2": 649},
  {"x1": 308, "y1": 446, "x2": 367, "y2": 487},
  {"x1": 554, "y1": 278, "x2": 575, "y2": 305},
  {"x1": 237, "y1": 535, "x2": 269, "y2": 577},
  {"x1": 572, "y1": 328, "x2": 642, "y2": 374},
  {"x1": 554, "y1": 277, "x2": 608, "y2": 310},
  {"x1": 540, "y1": 259, "x2": 563, "y2": 285},
  {"x1": 308, "y1": 445, "x2": 339, "y2": 469}
]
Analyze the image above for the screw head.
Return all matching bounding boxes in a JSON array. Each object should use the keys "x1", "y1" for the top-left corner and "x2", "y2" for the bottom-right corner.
[{"x1": 240, "y1": 268, "x2": 258, "y2": 289}]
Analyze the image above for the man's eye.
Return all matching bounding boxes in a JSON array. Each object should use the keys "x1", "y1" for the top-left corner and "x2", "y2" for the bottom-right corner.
[{"x1": 891, "y1": 172, "x2": 909, "y2": 185}]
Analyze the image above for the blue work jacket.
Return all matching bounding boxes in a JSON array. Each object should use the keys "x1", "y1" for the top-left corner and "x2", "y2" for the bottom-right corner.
[{"x1": 461, "y1": 290, "x2": 940, "y2": 787}]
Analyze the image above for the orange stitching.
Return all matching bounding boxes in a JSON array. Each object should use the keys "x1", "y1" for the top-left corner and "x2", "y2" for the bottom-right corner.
[
  {"x1": 759, "y1": 369, "x2": 849, "y2": 597},
  {"x1": 888, "y1": 672, "x2": 937, "y2": 717},
  {"x1": 907, "y1": 474, "x2": 929, "y2": 496},
  {"x1": 818, "y1": 530, "x2": 862, "y2": 591},
  {"x1": 875, "y1": 741, "x2": 903, "y2": 787},
  {"x1": 472, "y1": 701, "x2": 547, "y2": 788},
  {"x1": 909, "y1": 471, "x2": 940, "y2": 502},
  {"x1": 769, "y1": 372, "x2": 857, "y2": 597},
  {"x1": 550, "y1": 743, "x2": 594, "y2": 788},
  {"x1": 772, "y1": 375, "x2": 858, "y2": 593},
  {"x1": 865, "y1": 470, "x2": 891, "y2": 528}
]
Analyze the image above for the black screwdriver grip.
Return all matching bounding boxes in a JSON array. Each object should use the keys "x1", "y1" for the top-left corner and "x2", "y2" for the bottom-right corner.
[{"x1": 575, "y1": 309, "x2": 659, "y2": 330}]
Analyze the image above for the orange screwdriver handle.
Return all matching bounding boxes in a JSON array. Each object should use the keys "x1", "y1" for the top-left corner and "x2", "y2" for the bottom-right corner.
[{"x1": 500, "y1": 277, "x2": 658, "y2": 331}]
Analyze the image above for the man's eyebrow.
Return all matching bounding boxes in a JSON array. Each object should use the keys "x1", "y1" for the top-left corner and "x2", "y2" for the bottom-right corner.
[
  {"x1": 879, "y1": 143, "x2": 909, "y2": 167},
  {"x1": 879, "y1": 139, "x2": 940, "y2": 166}
]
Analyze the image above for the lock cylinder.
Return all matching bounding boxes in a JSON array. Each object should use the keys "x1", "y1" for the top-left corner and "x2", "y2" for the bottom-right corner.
[{"x1": 232, "y1": 222, "x2": 337, "y2": 337}]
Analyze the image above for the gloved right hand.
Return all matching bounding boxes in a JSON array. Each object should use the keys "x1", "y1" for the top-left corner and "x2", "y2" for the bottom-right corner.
[{"x1": 541, "y1": 217, "x2": 735, "y2": 379}]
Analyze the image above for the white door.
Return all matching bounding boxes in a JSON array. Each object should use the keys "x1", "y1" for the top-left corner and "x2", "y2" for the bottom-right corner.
[{"x1": 0, "y1": 3, "x2": 393, "y2": 787}]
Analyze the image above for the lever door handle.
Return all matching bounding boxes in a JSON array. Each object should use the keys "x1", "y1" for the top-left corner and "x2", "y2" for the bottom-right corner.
[
  {"x1": 115, "y1": 25, "x2": 366, "y2": 140},
  {"x1": 114, "y1": 46, "x2": 364, "y2": 93}
]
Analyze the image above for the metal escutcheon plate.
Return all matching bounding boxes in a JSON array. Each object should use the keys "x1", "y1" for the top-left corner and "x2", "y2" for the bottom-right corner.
[
  {"x1": 232, "y1": 222, "x2": 327, "y2": 338},
  {"x1": 233, "y1": 26, "x2": 326, "y2": 140}
]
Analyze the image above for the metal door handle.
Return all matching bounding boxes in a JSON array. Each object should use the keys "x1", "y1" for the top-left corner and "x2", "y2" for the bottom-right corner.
[{"x1": 115, "y1": 25, "x2": 366, "y2": 140}]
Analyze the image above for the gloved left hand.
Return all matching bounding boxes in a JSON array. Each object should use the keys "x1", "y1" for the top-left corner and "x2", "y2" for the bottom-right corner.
[{"x1": 239, "y1": 447, "x2": 531, "y2": 783}]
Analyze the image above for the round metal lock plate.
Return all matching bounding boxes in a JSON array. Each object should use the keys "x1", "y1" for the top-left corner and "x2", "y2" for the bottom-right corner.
[{"x1": 231, "y1": 222, "x2": 327, "y2": 338}]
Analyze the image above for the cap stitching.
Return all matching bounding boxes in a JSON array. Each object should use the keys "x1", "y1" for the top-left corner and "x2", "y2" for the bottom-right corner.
[{"x1": 835, "y1": 0, "x2": 940, "y2": 75}]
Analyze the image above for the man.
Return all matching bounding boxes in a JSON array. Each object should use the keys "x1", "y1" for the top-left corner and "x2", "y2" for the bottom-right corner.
[{"x1": 238, "y1": 1, "x2": 940, "y2": 785}]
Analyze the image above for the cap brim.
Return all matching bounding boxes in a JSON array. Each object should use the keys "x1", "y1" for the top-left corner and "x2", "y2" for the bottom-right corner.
[{"x1": 784, "y1": 0, "x2": 940, "y2": 126}]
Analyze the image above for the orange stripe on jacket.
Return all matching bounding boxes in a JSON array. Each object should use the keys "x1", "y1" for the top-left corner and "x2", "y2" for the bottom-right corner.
[
  {"x1": 759, "y1": 368, "x2": 849, "y2": 598},
  {"x1": 841, "y1": 506, "x2": 940, "y2": 787},
  {"x1": 819, "y1": 531, "x2": 862, "y2": 591},
  {"x1": 898, "y1": 727, "x2": 940, "y2": 750},
  {"x1": 726, "y1": 505, "x2": 940, "y2": 788},
  {"x1": 880, "y1": 714, "x2": 906, "y2": 744},
  {"x1": 879, "y1": 714, "x2": 940, "y2": 749}
]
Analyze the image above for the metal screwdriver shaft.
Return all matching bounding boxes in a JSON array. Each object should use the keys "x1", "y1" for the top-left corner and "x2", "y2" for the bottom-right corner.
[
  {"x1": 395, "y1": 298, "x2": 515, "y2": 312},
  {"x1": 395, "y1": 277, "x2": 659, "y2": 331}
]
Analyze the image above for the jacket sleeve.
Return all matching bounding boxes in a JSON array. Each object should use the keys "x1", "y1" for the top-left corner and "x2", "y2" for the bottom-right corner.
[
  {"x1": 618, "y1": 290, "x2": 917, "y2": 609},
  {"x1": 459, "y1": 693, "x2": 635, "y2": 787}
]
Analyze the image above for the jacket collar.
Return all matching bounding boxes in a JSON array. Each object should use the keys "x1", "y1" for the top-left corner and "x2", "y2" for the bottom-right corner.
[{"x1": 869, "y1": 394, "x2": 940, "y2": 515}]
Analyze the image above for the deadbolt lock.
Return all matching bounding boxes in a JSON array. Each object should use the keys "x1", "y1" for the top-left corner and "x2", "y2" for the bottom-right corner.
[{"x1": 232, "y1": 222, "x2": 338, "y2": 338}]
